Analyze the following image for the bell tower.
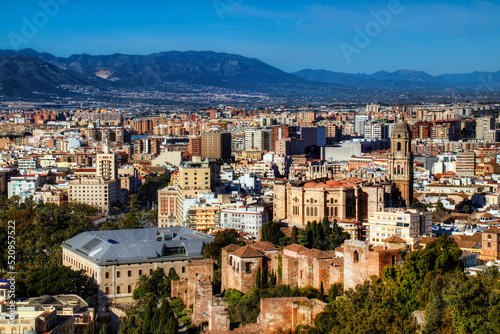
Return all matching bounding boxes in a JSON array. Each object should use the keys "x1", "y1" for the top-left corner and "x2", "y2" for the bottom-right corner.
[{"x1": 388, "y1": 115, "x2": 413, "y2": 207}]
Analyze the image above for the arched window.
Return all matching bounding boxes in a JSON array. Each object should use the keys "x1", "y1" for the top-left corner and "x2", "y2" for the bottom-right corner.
[
  {"x1": 488, "y1": 242, "x2": 492, "y2": 248},
  {"x1": 353, "y1": 250, "x2": 359, "y2": 263},
  {"x1": 397, "y1": 165, "x2": 401, "y2": 174},
  {"x1": 314, "y1": 207, "x2": 318, "y2": 216},
  {"x1": 334, "y1": 207, "x2": 338, "y2": 217},
  {"x1": 306, "y1": 207, "x2": 310, "y2": 216},
  {"x1": 397, "y1": 142, "x2": 401, "y2": 151},
  {"x1": 488, "y1": 234, "x2": 492, "y2": 239}
]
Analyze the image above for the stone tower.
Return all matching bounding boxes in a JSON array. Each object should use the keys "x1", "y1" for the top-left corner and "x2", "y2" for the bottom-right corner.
[{"x1": 388, "y1": 115, "x2": 413, "y2": 207}]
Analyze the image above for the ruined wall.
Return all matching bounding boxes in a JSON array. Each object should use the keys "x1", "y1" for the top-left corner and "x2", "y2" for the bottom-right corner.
[
  {"x1": 171, "y1": 279, "x2": 188, "y2": 305},
  {"x1": 187, "y1": 259, "x2": 214, "y2": 309},
  {"x1": 257, "y1": 297, "x2": 326, "y2": 334},
  {"x1": 207, "y1": 297, "x2": 230, "y2": 331},
  {"x1": 192, "y1": 277, "x2": 213, "y2": 326}
]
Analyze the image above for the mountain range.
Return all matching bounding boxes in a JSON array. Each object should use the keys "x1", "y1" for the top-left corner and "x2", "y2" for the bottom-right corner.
[{"x1": 0, "y1": 48, "x2": 499, "y2": 101}]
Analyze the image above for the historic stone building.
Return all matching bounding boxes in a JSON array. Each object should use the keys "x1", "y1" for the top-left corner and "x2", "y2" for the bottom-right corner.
[
  {"x1": 221, "y1": 242, "x2": 344, "y2": 294},
  {"x1": 388, "y1": 117, "x2": 414, "y2": 207},
  {"x1": 480, "y1": 227, "x2": 500, "y2": 261},
  {"x1": 343, "y1": 239, "x2": 402, "y2": 290},
  {"x1": 273, "y1": 116, "x2": 414, "y2": 227}
]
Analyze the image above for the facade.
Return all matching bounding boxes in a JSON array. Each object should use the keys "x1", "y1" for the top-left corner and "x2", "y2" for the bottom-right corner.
[
  {"x1": 244, "y1": 129, "x2": 272, "y2": 152},
  {"x1": 456, "y1": 152, "x2": 476, "y2": 176},
  {"x1": 158, "y1": 186, "x2": 178, "y2": 227},
  {"x1": 68, "y1": 178, "x2": 120, "y2": 213},
  {"x1": 8, "y1": 175, "x2": 47, "y2": 201},
  {"x1": 363, "y1": 208, "x2": 433, "y2": 246},
  {"x1": 33, "y1": 184, "x2": 68, "y2": 206},
  {"x1": 62, "y1": 227, "x2": 214, "y2": 299},
  {"x1": 476, "y1": 116, "x2": 495, "y2": 140},
  {"x1": 480, "y1": 227, "x2": 500, "y2": 261},
  {"x1": 273, "y1": 179, "x2": 392, "y2": 227},
  {"x1": 221, "y1": 206, "x2": 268, "y2": 238},
  {"x1": 201, "y1": 128, "x2": 231, "y2": 160}
]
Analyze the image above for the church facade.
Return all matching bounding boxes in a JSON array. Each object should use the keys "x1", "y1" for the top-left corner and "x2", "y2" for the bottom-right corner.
[{"x1": 273, "y1": 117, "x2": 413, "y2": 228}]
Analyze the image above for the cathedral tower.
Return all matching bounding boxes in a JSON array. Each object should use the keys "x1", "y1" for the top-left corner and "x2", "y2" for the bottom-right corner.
[{"x1": 388, "y1": 116, "x2": 413, "y2": 207}]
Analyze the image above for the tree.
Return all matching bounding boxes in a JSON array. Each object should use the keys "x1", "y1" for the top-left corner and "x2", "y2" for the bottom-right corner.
[
  {"x1": 436, "y1": 201, "x2": 445, "y2": 211},
  {"x1": 463, "y1": 204, "x2": 471, "y2": 214},
  {"x1": 291, "y1": 226, "x2": 299, "y2": 244},
  {"x1": 256, "y1": 267, "x2": 262, "y2": 289},
  {"x1": 260, "y1": 221, "x2": 285, "y2": 245},
  {"x1": 203, "y1": 229, "x2": 244, "y2": 264}
]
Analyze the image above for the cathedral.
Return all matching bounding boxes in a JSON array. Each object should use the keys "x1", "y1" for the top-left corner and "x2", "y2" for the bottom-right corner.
[{"x1": 273, "y1": 117, "x2": 413, "y2": 227}]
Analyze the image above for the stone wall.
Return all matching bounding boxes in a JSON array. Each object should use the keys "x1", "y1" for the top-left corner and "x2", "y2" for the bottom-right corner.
[
  {"x1": 171, "y1": 279, "x2": 188, "y2": 305},
  {"x1": 257, "y1": 297, "x2": 326, "y2": 334},
  {"x1": 343, "y1": 239, "x2": 401, "y2": 290}
]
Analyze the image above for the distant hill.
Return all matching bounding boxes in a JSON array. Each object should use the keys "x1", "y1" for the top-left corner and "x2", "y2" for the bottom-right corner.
[
  {"x1": 0, "y1": 55, "x2": 96, "y2": 97},
  {"x1": 0, "y1": 48, "x2": 499, "y2": 102},
  {"x1": 292, "y1": 68, "x2": 500, "y2": 91}
]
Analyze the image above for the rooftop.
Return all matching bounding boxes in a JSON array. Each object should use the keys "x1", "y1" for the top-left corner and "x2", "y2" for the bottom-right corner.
[{"x1": 62, "y1": 227, "x2": 214, "y2": 265}]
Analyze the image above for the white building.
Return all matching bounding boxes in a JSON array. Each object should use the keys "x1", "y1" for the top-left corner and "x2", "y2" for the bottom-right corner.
[
  {"x1": 363, "y1": 208, "x2": 433, "y2": 246},
  {"x1": 8, "y1": 175, "x2": 46, "y2": 201},
  {"x1": 221, "y1": 206, "x2": 268, "y2": 238}
]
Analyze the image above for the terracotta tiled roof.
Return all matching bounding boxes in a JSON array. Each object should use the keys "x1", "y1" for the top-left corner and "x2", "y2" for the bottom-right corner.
[
  {"x1": 383, "y1": 235, "x2": 407, "y2": 244},
  {"x1": 419, "y1": 237, "x2": 437, "y2": 245},
  {"x1": 301, "y1": 249, "x2": 333, "y2": 259},
  {"x1": 222, "y1": 244, "x2": 241, "y2": 253},
  {"x1": 231, "y1": 245, "x2": 265, "y2": 258},
  {"x1": 455, "y1": 240, "x2": 479, "y2": 249},
  {"x1": 284, "y1": 244, "x2": 309, "y2": 253},
  {"x1": 250, "y1": 241, "x2": 280, "y2": 252},
  {"x1": 482, "y1": 227, "x2": 500, "y2": 234}
]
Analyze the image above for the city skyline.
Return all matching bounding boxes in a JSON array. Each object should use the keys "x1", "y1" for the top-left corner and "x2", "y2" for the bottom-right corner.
[{"x1": 1, "y1": 0, "x2": 499, "y2": 75}]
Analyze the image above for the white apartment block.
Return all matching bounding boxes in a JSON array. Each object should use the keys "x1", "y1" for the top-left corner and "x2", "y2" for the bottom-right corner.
[
  {"x1": 221, "y1": 206, "x2": 268, "y2": 238},
  {"x1": 363, "y1": 208, "x2": 432, "y2": 246}
]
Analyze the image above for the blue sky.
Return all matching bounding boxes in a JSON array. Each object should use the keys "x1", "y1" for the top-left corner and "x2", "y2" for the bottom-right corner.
[{"x1": 0, "y1": 0, "x2": 498, "y2": 75}]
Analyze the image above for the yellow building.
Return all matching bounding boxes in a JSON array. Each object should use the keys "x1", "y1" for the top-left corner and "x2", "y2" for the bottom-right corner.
[{"x1": 187, "y1": 205, "x2": 221, "y2": 232}]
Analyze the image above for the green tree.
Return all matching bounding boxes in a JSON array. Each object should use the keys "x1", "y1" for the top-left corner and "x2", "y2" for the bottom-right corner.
[
  {"x1": 290, "y1": 226, "x2": 299, "y2": 244},
  {"x1": 260, "y1": 221, "x2": 285, "y2": 245},
  {"x1": 203, "y1": 229, "x2": 244, "y2": 264},
  {"x1": 436, "y1": 201, "x2": 445, "y2": 211}
]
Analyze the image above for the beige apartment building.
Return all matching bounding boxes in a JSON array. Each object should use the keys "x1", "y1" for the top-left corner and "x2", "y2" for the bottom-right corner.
[
  {"x1": 363, "y1": 208, "x2": 433, "y2": 246},
  {"x1": 62, "y1": 227, "x2": 214, "y2": 300},
  {"x1": 200, "y1": 128, "x2": 232, "y2": 160},
  {"x1": 68, "y1": 178, "x2": 120, "y2": 212}
]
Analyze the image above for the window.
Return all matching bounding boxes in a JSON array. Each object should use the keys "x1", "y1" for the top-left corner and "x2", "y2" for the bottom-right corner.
[
  {"x1": 150, "y1": 269, "x2": 153, "y2": 275},
  {"x1": 488, "y1": 242, "x2": 492, "y2": 248},
  {"x1": 182, "y1": 267, "x2": 186, "y2": 273},
  {"x1": 117, "y1": 286, "x2": 121, "y2": 294},
  {"x1": 128, "y1": 270, "x2": 132, "y2": 277},
  {"x1": 105, "y1": 287, "x2": 109, "y2": 294},
  {"x1": 105, "y1": 272, "x2": 109, "y2": 279},
  {"x1": 353, "y1": 250, "x2": 359, "y2": 263},
  {"x1": 117, "y1": 271, "x2": 120, "y2": 278},
  {"x1": 139, "y1": 270, "x2": 142, "y2": 275},
  {"x1": 488, "y1": 234, "x2": 492, "y2": 239},
  {"x1": 128, "y1": 285, "x2": 132, "y2": 293},
  {"x1": 245, "y1": 263, "x2": 251, "y2": 273}
]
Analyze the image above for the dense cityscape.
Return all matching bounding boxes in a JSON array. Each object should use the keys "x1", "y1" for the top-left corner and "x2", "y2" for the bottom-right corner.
[{"x1": 1, "y1": 1, "x2": 500, "y2": 333}]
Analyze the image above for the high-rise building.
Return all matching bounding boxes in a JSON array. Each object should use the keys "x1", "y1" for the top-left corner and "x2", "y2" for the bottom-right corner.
[
  {"x1": 476, "y1": 116, "x2": 496, "y2": 140},
  {"x1": 388, "y1": 116, "x2": 413, "y2": 207},
  {"x1": 456, "y1": 152, "x2": 476, "y2": 176},
  {"x1": 354, "y1": 114, "x2": 369, "y2": 136},
  {"x1": 244, "y1": 129, "x2": 272, "y2": 152},
  {"x1": 364, "y1": 122, "x2": 388, "y2": 140},
  {"x1": 201, "y1": 128, "x2": 231, "y2": 160},
  {"x1": 96, "y1": 140, "x2": 117, "y2": 180}
]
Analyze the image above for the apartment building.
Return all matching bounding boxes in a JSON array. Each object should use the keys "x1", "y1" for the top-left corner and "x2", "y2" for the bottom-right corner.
[
  {"x1": 221, "y1": 206, "x2": 268, "y2": 238},
  {"x1": 363, "y1": 208, "x2": 433, "y2": 246},
  {"x1": 68, "y1": 178, "x2": 120, "y2": 213},
  {"x1": 158, "y1": 186, "x2": 178, "y2": 227}
]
